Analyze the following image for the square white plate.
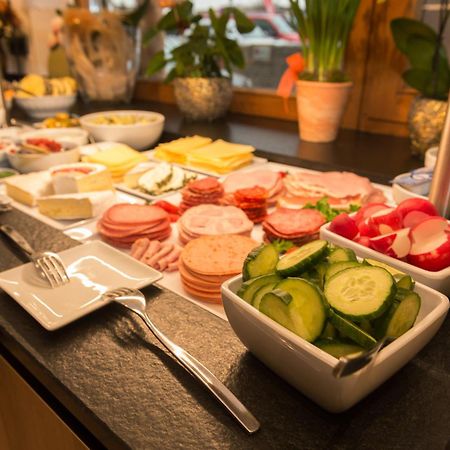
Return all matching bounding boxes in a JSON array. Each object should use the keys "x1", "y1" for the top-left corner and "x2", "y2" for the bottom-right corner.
[{"x1": 0, "y1": 240, "x2": 162, "y2": 330}]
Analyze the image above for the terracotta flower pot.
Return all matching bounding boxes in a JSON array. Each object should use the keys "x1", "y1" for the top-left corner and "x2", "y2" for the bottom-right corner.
[{"x1": 296, "y1": 80, "x2": 352, "y2": 143}]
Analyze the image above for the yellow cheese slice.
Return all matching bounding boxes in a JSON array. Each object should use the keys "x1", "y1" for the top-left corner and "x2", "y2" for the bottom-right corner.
[
  {"x1": 187, "y1": 139, "x2": 254, "y2": 161},
  {"x1": 157, "y1": 135, "x2": 212, "y2": 154},
  {"x1": 83, "y1": 144, "x2": 147, "y2": 167}
]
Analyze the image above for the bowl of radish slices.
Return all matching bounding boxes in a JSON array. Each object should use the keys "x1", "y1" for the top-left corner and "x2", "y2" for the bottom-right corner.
[{"x1": 320, "y1": 198, "x2": 450, "y2": 294}]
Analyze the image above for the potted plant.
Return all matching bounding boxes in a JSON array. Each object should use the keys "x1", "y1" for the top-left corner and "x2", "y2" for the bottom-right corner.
[
  {"x1": 288, "y1": 0, "x2": 360, "y2": 142},
  {"x1": 391, "y1": 3, "x2": 450, "y2": 158},
  {"x1": 144, "y1": 1, "x2": 254, "y2": 121}
]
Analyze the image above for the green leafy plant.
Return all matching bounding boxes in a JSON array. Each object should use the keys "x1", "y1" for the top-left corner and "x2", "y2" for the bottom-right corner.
[
  {"x1": 303, "y1": 197, "x2": 359, "y2": 222},
  {"x1": 289, "y1": 0, "x2": 360, "y2": 82},
  {"x1": 144, "y1": 1, "x2": 254, "y2": 82},
  {"x1": 391, "y1": 1, "x2": 450, "y2": 101}
]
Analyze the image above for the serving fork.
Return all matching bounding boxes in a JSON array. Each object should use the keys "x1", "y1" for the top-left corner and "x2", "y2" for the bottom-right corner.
[
  {"x1": 103, "y1": 287, "x2": 260, "y2": 434},
  {"x1": 0, "y1": 224, "x2": 69, "y2": 288}
]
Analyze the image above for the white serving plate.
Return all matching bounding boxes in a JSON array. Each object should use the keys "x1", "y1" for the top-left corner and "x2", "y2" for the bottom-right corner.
[
  {"x1": 222, "y1": 275, "x2": 449, "y2": 413},
  {"x1": 15, "y1": 95, "x2": 76, "y2": 120},
  {"x1": 320, "y1": 222, "x2": 450, "y2": 295},
  {"x1": 0, "y1": 240, "x2": 162, "y2": 330},
  {"x1": 115, "y1": 164, "x2": 202, "y2": 202},
  {"x1": 1, "y1": 184, "x2": 144, "y2": 231},
  {"x1": 145, "y1": 149, "x2": 268, "y2": 178}
]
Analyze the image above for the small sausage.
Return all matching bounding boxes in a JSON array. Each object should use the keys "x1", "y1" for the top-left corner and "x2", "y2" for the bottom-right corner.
[
  {"x1": 140, "y1": 240, "x2": 162, "y2": 264},
  {"x1": 146, "y1": 243, "x2": 174, "y2": 268},
  {"x1": 130, "y1": 238, "x2": 150, "y2": 260}
]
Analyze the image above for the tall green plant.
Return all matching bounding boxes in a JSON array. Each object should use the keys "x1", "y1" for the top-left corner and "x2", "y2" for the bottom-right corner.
[
  {"x1": 144, "y1": 1, "x2": 254, "y2": 81},
  {"x1": 391, "y1": 1, "x2": 450, "y2": 101},
  {"x1": 289, "y1": 0, "x2": 360, "y2": 82}
]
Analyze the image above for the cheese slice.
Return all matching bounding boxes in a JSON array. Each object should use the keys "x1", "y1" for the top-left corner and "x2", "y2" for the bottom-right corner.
[
  {"x1": 123, "y1": 161, "x2": 157, "y2": 188},
  {"x1": 37, "y1": 190, "x2": 116, "y2": 220},
  {"x1": 154, "y1": 135, "x2": 212, "y2": 163},
  {"x1": 5, "y1": 171, "x2": 53, "y2": 206},
  {"x1": 51, "y1": 163, "x2": 114, "y2": 194},
  {"x1": 187, "y1": 139, "x2": 254, "y2": 160}
]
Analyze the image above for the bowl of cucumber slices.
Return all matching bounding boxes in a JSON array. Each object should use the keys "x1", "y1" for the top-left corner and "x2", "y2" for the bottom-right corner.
[{"x1": 221, "y1": 239, "x2": 449, "y2": 412}]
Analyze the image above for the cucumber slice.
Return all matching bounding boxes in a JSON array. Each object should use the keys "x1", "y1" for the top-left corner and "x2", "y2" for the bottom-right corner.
[
  {"x1": 251, "y1": 282, "x2": 278, "y2": 310},
  {"x1": 364, "y1": 258, "x2": 405, "y2": 277},
  {"x1": 315, "y1": 338, "x2": 365, "y2": 358},
  {"x1": 320, "y1": 321, "x2": 337, "y2": 339},
  {"x1": 276, "y1": 240, "x2": 328, "y2": 276},
  {"x1": 374, "y1": 291, "x2": 421, "y2": 339},
  {"x1": 324, "y1": 261, "x2": 360, "y2": 282},
  {"x1": 328, "y1": 247, "x2": 357, "y2": 263},
  {"x1": 359, "y1": 319, "x2": 374, "y2": 336},
  {"x1": 316, "y1": 262, "x2": 329, "y2": 290},
  {"x1": 394, "y1": 274, "x2": 415, "y2": 291},
  {"x1": 260, "y1": 278, "x2": 327, "y2": 342},
  {"x1": 324, "y1": 266, "x2": 396, "y2": 321},
  {"x1": 237, "y1": 273, "x2": 282, "y2": 303},
  {"x1": 329, "y1": 310, "x2": 378, "y2": 349},
  {"x1": 242, "y1": 243, "x2": 279, "y2": 281}
]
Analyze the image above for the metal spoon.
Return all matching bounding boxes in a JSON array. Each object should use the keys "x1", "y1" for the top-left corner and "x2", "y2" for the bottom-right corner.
[
  {"x1": 333, "y1": 336, "x2": 393, "y2": 378},
  {"x1": 103, "y1": 287, "x2": 260, "y2": 434}
]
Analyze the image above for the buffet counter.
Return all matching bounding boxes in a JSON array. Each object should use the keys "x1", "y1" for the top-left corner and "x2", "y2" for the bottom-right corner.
[{"x1": 1, "y1": 103, "x2": 448, "y2": 450}]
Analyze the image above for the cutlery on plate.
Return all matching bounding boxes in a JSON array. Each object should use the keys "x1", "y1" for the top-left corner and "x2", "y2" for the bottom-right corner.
[
  {"x1": 103, "y1": 287, "x2": 260, "y2": 434},
  {"x1": 332, "y1": 336, "x2": 393, "y2": 378},
  {"x1": 0, "y1": 224, "x2": 70, "y2": 288}
]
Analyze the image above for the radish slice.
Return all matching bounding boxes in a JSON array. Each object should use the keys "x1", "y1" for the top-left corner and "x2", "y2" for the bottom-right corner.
[
  {"x1": 369, "y1": 228, "x2": 411, "y2": 258},
  {"x1": 410, "y1": 217, "x2": 448, "y2": 255},
  {"x1": 408, "y1": 237, "x2": 450, "y2": 272},
  {"x1": 358, "y1": 218, "x2": 379, "y2": 237},
  {"x1": 396, "y1": 198, "x2": 439, "y2": 218},
  {"x1": 368, "y1": 207, "x2": 403, "y2": 234},
  {"x1": 403, "y1": 210, "x2": 431, "y2": 229},
  {"x1": 354, "y1": 203, "x2": 388, "y2": 226},
  {"x1": 329, "y1": 213, "x2": 358, "y2": 240}
]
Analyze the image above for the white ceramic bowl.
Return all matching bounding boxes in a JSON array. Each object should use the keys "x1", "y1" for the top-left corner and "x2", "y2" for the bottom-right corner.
[
  {"x1": 320, "y1": 222, "x2": 450, "y2": 294},
  {"x1": 392, "y1": 178, "x2": 428, "y2": 205},
  {"x1": 20, "y1": 128, "x2": 89, "y2": 147},
  {"x1": 15, "y1": 95, "x2": 77, "y2": 119},
  {"x1": 222, "y1": 275, "x2": 449, "y2": 413},
  {"x1": 0, "y1": 127, "x2": 23, "y2": 164},
  {"x1": 79, "y1": 110, "x2": 165, "y2": 150},
  {"x1": 6, "y1": 145, "x2": 80, "y2": 173}
]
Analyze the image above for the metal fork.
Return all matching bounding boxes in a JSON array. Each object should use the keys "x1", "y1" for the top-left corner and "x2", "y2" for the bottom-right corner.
[
  {"x1": 0, "y1": 224, "x2": 69, "y2": 288},
  {"x1": 332, "y1": 336, "x2": 393, "y2": 378},
  {"x1": 103, "y1": 287, "x2": 260, "y2": 434}
]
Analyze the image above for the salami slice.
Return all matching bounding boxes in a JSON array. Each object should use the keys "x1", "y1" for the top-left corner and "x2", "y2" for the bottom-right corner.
[{"x1": 103, "y1": 204, "x2": 168, "y2": 225}]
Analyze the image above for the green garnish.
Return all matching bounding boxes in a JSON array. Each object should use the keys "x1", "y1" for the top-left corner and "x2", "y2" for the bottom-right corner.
[
  {"x1": 272, "y1": 239, "x2": 295, "y2": 254},
  {"x1": 303, "y1": 197, "x2": 360, "y2": 222}
]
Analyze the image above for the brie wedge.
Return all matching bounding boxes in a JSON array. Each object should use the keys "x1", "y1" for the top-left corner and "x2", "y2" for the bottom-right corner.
[
  {"x1": 37, "y1": 190, "x2": 116, "y2": 220},
  {"x1": 5, "y1": 171, "x2": 53, "y2": 206}
]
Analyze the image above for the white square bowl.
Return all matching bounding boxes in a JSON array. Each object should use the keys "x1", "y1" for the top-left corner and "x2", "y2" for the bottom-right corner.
[
  {"x1": 320, "y1": 223, "x2": 450, "y2": 295},
  {"x1": 221, "y1": 275, "x2": 448, "y2": 413}
]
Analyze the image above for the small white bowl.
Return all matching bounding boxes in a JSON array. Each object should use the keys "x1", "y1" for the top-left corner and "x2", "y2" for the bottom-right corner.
[
  {"x1": 392, "y1": 179, "x2": 428, "y2": 205},
  {"x1": 20, "y1": 128, "x2": 89, "y2": 147},
  {"x1": 320, "y1": 221, "x2": 450, "y2": 294},
  {"x1": 79, "y1": 110, "x2": 164, "y2": 150},
  {"x1": 6, "y1": 145, "x2": 80, "y2": 173},
  {"x1": 15, "y1": 95, "x2": 76, "y2": 120},
  {"x1": 222, "y1": 275, "x2": 449, "y2": 413}
]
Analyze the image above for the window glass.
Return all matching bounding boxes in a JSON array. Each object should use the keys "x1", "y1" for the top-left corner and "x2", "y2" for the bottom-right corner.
[{"x1": 161, "y1": 1, "x2": 301, "y2": 90}]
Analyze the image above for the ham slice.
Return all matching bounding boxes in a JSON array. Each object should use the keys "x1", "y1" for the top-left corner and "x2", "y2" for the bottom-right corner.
[
  {"x1": 223, "y1": 169, "x2": 280, "y2": 193},
  {"x1": 283, "y1": 171, "x2": 386, "y2": 205}
]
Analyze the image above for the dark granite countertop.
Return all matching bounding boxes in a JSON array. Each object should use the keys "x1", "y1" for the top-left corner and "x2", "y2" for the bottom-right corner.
[{"x1": 1, "y1": 105, "x2": 448, "y2": 449}]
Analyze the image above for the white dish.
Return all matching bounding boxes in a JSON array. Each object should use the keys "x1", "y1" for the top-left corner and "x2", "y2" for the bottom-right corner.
[
  {"x1": 222, "y1": 275, "x2": 449, "y2": 412},
  {"x1": 145, "y1": 149, "x2": 268, "y2": 177},
  {"x1": 20, "y1": 128, "x2": 89, "y2": 147},
  {"x1": 320, "y1": 222, "x2": 450, "y2": 295},
  {"x1": 0, "y1": 240, "x2": 162, "y2": 330},
  {"x1": 6, "y1": 145, "x2": 80, "y2": 174},
  {"x1": 15, "y1": 95, "x2": 76, "y2": 119},
  {"x1": 80, "y1": 110, "x2": 165, "y2": 150},
  {"x1": 115, "y1": 166, "x2": 202, "y2": 202},
  {"x1": 1, "y1": 185, "x2": 144, "y2": 230},
  {"x1": 392, "y1": 178, "x2": 428, "y2": 204}
]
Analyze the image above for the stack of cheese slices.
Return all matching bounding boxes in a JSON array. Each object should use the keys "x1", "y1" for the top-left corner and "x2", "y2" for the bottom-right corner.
[{"x1": 83, "y1": 143, "x2": 147, "y2": 182}]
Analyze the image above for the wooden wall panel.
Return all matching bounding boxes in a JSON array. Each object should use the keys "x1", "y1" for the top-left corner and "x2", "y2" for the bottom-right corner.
[
  {"x1": 0, "y1": 356, "x2": 88, "y2": 450},
  {"x1": 358, "y1": 0, "x2": 419, "y2": 136}
]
